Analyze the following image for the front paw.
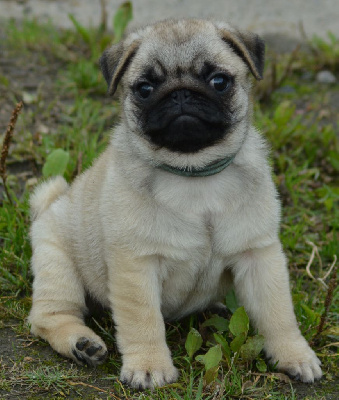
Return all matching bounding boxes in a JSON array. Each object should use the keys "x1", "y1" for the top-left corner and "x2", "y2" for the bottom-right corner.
[
  {"x1": 120, "y1": 353, "x2": 178, "y2": 389},
  {"x1": 266, "y1": 337, "x2": 322, "y2": 383}
]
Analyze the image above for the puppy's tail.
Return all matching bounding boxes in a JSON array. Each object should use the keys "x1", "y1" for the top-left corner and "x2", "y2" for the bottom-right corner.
[{"x1": 30, "y1": 176, "x2": 69, "y2": 221}]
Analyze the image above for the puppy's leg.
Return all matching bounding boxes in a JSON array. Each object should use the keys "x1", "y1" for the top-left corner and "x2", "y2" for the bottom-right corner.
[
  {"x1": 108, "y1": 251, "x2": 178, "y2": 389},
  {"x1": 232, "y1": 242, "x2": 322, "y2": 382},
  {"x1": 29, "y1": 231, "x2": 107, "y2": 366}
]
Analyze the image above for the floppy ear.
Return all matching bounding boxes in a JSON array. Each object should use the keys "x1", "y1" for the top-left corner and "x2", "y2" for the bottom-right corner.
[
  {"x1": 217, "y1": 27, "x2": 265, "y2": 80},
  {"x1": 99, "y1": 40, "x2": 140, "y2": 96}
]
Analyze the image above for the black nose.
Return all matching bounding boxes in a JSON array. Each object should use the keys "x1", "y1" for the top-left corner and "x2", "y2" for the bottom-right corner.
[{"x1": 171, "y1": 89, "x2": 191, "y2": 104}]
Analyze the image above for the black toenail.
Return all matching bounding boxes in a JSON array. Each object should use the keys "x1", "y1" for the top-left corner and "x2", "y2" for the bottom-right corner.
[
  {"x1": 86, "y1": 344, "x2": 102, "y2": 356},
  {"x1": 72, "y1": 349, "x2": 86, "y2": 363},
  {"x1": 76, "y1": 337, "x2": 89, "y2": 351},
  {"x1": 287, "y1": 372, "x2": 300, "y2": 381},
  {"x1": 97, "y1": 351, "x2": 108, "y2": 361}
]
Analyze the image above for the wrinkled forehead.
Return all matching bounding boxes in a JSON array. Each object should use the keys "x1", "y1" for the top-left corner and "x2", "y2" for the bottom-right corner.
[{"x1": 128, "y1": 21, "x2": 246, "y2": 78}]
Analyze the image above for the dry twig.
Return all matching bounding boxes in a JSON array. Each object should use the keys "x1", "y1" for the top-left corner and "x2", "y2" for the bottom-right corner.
[
  {"x1": 260, "y1": 46, "x2": 300, "y2": 102},
  {"x1": 71, "y1": 151, "x2": 83, "y2": 180},
  {"x1": 0, "y1": 101, "x2": 23, "y2": 204},
  {"x1": 280, "y1": 45, "x2": 301, "y2": 84},
  {"x1": 68, "y1": 380, "x2": 121, "y2": 399},
  {"x1": 298, "y1": 21, "x2": 319, "y2": 57},
  {"x1": 315, "y1": 268, "x2": 338, "y2": 338},
  {"x1": 305, "y1": 242, "x2": 338, "y2": 345},
  {"x1": 305, "y1": 241, "x2": 336, "y2": 289}
]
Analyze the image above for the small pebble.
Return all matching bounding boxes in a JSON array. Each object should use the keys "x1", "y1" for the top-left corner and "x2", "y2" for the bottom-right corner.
[
  {"x1": 36, "y1": 123, "x2": 50, "y2": 134},
  {"x1": 316, "y1": 70, "x2": 337, "y2": 84},
  {"x1": 22, "y1": 91, "x2": 38, "y2": 104}
]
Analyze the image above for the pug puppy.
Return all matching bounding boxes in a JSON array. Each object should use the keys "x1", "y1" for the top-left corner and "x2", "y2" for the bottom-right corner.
[{"x1": 29, "y1": 19, "x2": 322, "y2": 389}]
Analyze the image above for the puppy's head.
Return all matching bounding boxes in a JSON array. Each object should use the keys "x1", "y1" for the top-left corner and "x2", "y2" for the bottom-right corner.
[{"x1": 100, "y1": 19, "x2": 264, "y2": 162}]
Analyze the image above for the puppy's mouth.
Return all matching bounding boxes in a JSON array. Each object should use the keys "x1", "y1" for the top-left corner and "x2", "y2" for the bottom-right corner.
[
  {"x1": 166, "y1": 113, "x2": 223, "y2": 139},
  {"x1": 169, "y1": 114, "x2": 202, "y2": 126},
  {"x1": 145, "y1": 112, "x2": 230, "y2": 153}
]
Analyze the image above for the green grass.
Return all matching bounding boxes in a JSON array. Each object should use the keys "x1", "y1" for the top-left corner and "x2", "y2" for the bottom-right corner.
[{"x1": 0, "y1": 16, "x2": 338, "y2": 400}]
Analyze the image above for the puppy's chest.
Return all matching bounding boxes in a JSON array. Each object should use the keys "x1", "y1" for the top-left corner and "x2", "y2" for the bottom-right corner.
[
  {"x1": 148, "y1": 175, "x2": 242, "y2": 258},
  {"x1": 155, "y1": 212, "x2": 231, "y2": 317},
  {"x1": 159, "y1": 245, "x2": 226, "y2": 318}
]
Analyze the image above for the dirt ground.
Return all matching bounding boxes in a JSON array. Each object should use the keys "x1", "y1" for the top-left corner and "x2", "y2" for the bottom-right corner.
[
  {"x1": 0, "y1": 322, "x2": 116, "y2": 399},
  {"x1": 1, "y1": 321, "x2": 338, "y2": 399}
]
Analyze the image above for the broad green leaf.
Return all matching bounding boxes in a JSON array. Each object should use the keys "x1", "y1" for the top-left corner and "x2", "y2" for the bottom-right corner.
[
  {"x1": 203, "y1": 345, "x2": 223, "y2": 371},
  {"x1": 225, "y1": 289, "x2": 238, "y2": 313},
  {"x1": 204, "y1": 365, "x2": 219, "y2": 385},
  {"x1": 196, "y1": 345, "x2": 222, "y2": 371},
  {"x1": 113, "y1": 1, "x2": 133, "y2": 43},
  {"x1": 229, "y1": 306, "x2": 249, "y2": 337},
  {"x1": 42, "y1": 149, "x2": 70, "y2": 178},
  {"x1": 202, "y1": 315, "x2": 229, "y2": 332},
  {"x1": 195, "y1": 354, "x2": 205, "y2": 363},
  {"x1": 230, "y1": 332, "x2": 246, "y2": 352},
  {"x1": 185, "y1": 328, "x2": 203, "y2": 359},
  {"x1": 213, "y1": 333, "x2": 231, "y2": 364},
  {"x1": 256, "y1": 359, "x2": 267, "y2": 372},
  {"x1": 239, "y1": 335, "x2": 265, "y2": 361}
]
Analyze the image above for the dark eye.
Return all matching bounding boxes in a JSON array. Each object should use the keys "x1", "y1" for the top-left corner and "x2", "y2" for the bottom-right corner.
[
  {"x1": 209, "y1": 74, "x2": 231, "y2": 92},
  {"x1": 136, "y1": 83, "x2": 154, "y2": 99}
]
